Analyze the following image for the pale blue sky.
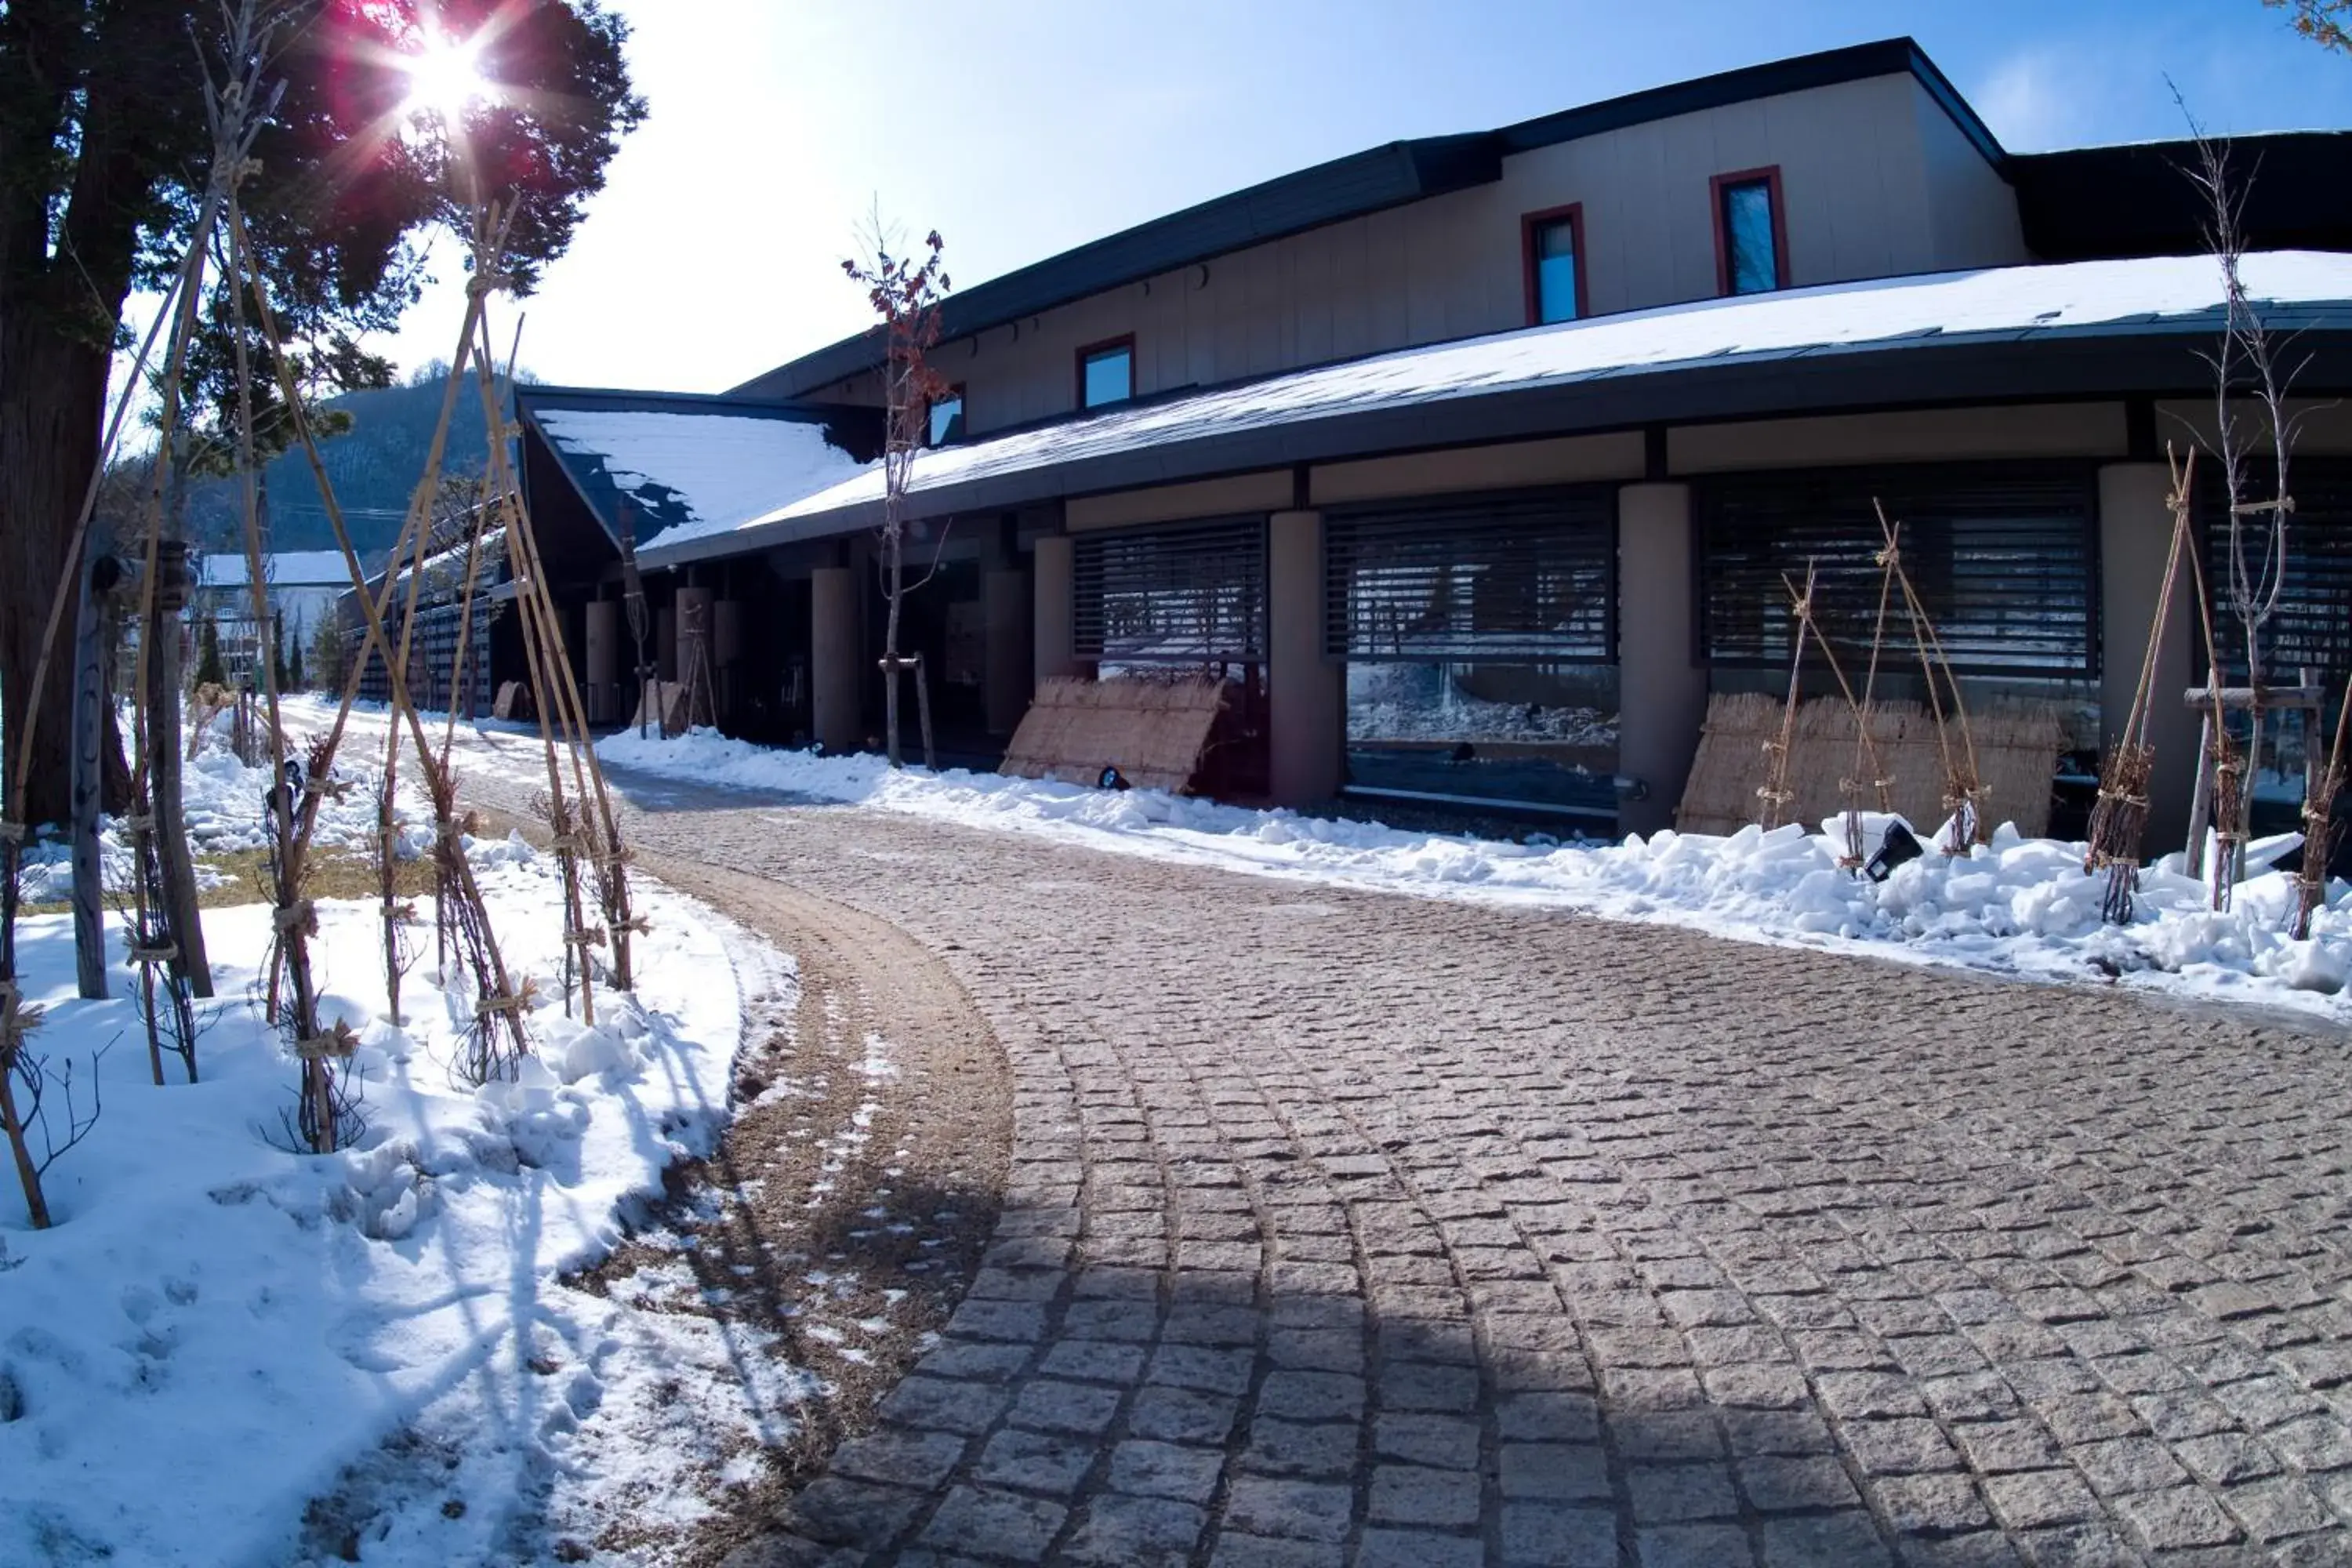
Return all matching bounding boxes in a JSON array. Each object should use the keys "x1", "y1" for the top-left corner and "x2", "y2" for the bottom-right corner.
[{"x1": 375, "y1": 0, "x2": 2350, "y2": 394}]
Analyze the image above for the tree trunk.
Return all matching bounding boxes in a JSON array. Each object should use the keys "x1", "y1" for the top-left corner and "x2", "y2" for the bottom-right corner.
[
  {"x1": 0, "y1": 314, "x2": 115, "y2": 830},
  {"x1": 71, "y1": 548, "x2": 109, "y2": 999}
]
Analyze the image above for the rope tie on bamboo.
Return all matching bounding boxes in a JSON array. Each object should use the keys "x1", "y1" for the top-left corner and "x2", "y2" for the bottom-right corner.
[
  {"x1": 274, "y1": 900, "x2": 318, "y2": 940},
  {"x1": 293, "y1": 1019, "x2": 360, "y2": 1060},
  {"x1": 476, "y1": 992, "x2": 532, "y2": 1021},
  {"x1": 122, "y1": 813, "x2": 156, "y2": 834},
  {"x1": 0, "y1": 820, "x2": 24, "y2": 845},
  {"x1": 124, "y1": 942, "x2": 179, "y2": 965},
  {"x1": 612, "y1": 914, "x2": 652, "y2": 937},
  {"x1": 549, "y1": 833, "x2": 583, "y2": 855},
  {"x1": 564, "y1": 926, "x2": 607, "y2": 950},
  {"x1": 381, "y1": 899, "x2": 419, "y2": 924}
]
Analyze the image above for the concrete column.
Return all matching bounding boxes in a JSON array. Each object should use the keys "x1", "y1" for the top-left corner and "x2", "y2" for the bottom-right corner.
[
  {"x1": 1617, "y1": 482, "x2": 1704, "y2": 837},
  {"x1": 1268, "y1": 509, "x2": 1342, "y2": 806},
  {"x1": 583, "y1": 599, "x2": 619, "y2": 725},
  {"x1": 1033, "y1": 535, "x2": 1076, "y2": 688},
  {"x1": 984, "y1": 567, "x2": 1032, "y2": 736},
  {"x1": 810, "y1": 566, "x2": 860, "y2": 753},
  {"x1": 713, "y1": 598, "x2": 745, "y2": 725},
  {"x1": 2100, "y1": 463, "x2": 2197, "y2": 849}
]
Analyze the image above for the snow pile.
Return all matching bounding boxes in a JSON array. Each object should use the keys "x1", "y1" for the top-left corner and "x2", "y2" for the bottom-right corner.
[
  {"x1": 16, "y1": 743, "x2": 404, "y2": 906},
  {"x1": 0, "y1": 834, "x2": 804, "y2": 1565},
  {"x1": 598, "y1": 727, "x2": 2352, "y2": 1022}
]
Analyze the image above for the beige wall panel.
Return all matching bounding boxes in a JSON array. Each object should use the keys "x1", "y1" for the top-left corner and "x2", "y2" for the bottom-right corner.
[
  {"x1": 1668, "y1": 403, "x2": 2128, "y2": 474},
  {"x1": 1065, "y1": 470, "x2": 1294, "y2": 532},
  {"x1": 931, "y1": 72, "x2": 2022, "y2": 440},
  {"x1": 1311, "y1": 431, "x2": 1646, "y2": 506},
  {"x1": 2154, "y1": 398, "x2": 2352, "y2": 456}
]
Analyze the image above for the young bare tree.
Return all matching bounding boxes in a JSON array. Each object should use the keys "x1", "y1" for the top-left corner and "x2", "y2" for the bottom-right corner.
[
  {"x1": 2265, "y1": 0, "x2": 2350, "y2": 50},
  {"x1": 2179, "y1": 107, "x2": 2312, "y2": 908},
  {"x1": 843, "y1": 219, "x2": 950, "y2": 768}
]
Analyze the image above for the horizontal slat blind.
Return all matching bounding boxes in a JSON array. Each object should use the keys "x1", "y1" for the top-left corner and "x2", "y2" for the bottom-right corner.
[
  {"x1": 1324, "y1": 488, "x2": 1615, "y2": 662},
  {"x1": 1700, "y1": 466, "x2": 2096, "y2": 677},
  {"x1": 1073, "y1": 515, "x2": 1266, "y2": 663},
  {"x1": 2198, "y1": 459, "x2": 2352, "y2": 677}
]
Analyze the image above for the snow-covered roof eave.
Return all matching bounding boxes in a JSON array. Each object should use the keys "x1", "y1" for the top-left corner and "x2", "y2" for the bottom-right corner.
[{"x1": 637, "y1": 252, "x2": 2352, "y2": 572}]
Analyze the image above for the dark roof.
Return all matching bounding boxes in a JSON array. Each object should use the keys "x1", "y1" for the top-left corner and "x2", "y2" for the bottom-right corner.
[
  {"x1": 2011, "y1": 132, "x2": 2352, "y2": 261},
  {"x1": 731, "y1": 37, "x2": 1994, "y2": 402}
]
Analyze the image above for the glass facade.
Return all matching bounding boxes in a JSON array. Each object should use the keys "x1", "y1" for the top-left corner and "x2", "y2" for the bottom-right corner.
[{"x1": 927, "y1": 390, "x2": 964, "y2": 446}]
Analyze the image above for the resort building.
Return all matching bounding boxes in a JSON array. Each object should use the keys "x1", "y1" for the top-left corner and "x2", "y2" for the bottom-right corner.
[{"x1": 506, "y1": 38, "x2": 2352, "y2": 841}]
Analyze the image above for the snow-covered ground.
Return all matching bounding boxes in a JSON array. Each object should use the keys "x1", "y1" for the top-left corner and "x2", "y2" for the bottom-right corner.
[
  {"x1": 591, "y1": 726, "x2": 2352, "y2": 1025},
  {"x1": 1, "y1": 760, "x2": 815, "y2": 1563}
]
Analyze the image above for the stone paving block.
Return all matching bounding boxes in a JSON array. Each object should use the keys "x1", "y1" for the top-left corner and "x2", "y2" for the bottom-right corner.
[
  {"x1": 2111, "y1": 1484, "x2": 2244, "y2": 1551},
  {"x1": 947, "y1": 1300, "x2": 1048, "y2": 1343},
  {"x1": 2011, "y1": 1521, "x2": 2141, "y2": 1567},
  {"x1": 1059, "y1": 1300, "x2": 1160, "y2": 1341},
  {"x1": 2222, "y1": 1474, "x2": 2335, "y2": 1541},
  {"x1": 1738, "y1": 1453, "x2": 1863, "y2": 1512},
  {"x1": 1843, "y1": 1416, "x2": 1966, "y2": 1475},
  {"x1": 970, "y1": 1426, "x2": 1098, "y2": 1497},
  {"x1": 1221, "y1": 1476, "x2": 1353, "y2": 1543},
  {"x1": 1109, "y1": 1439, "x2": 1225, "y2": 1503},
  {"x1": 1627, "y1": 1462, "x2": 1740, "y2": 1523},
  {"x1": 1268, "y1": 1328, "x2": 1361, "y2": 1372},
  {"x1": 1258, "y1": 1370, "x2": 1364, "y2": 1423},
  {"x1": 1367, "y1": 1463, "x2": 1482, "y2": 1527},
  {"x1": 1873, "y1": 1473, "x2": 1996, "y2": 1538},
  {"x1": 827, "y1": 1428, "x2": 970, "y2": 1488},
  {"x1": 1357, "y1": 1528, "x2": 1483, "y2": 1568},
  {"x1": 1615, "y1": 1409, "x2": 1726, "y2": 1463},
  {"x1": 880, "y1": 1376, "x2": 1012, "y2": 1436},
  {"x1": 1497, "y1": 1390, "x2": 1601, "y2": 1442},
  {"x1": 1640, "y1": 1522, "x2": 1758, "y2": 1567},
  {"x1": 1759, "y1": 1511, "x2": 1898, "y2": 1566},
  {"x1": 1980, "y1": 1469, "x2": 2102, "y2": 1531},
  {"x1": 1499, "y1": 1442, "x2": 1610, "y2": 1501},
  {"x1": 1037, "y1": 1338, "x2": 1149, "y2": 1385},
  {"x1": 1240, "y1": 1417, "x2": 1358, "y2": 1479},
  {"x1": 1206, "y1": 1533, "x2": 1345, "y2": 1567},
  {"x1": 1498, "y1": 1503, "x2": 1619, "y2": 1567},
  {"x1": 921, "y1": 1340, "x2": 1034, "y2": 1382},
  {"x1": 1062, "y1": 1493, "x2": 1207, "y2": 1566},
  {"x1": 918, "y1": 1484, "x2": 1067, "y2": 1560},
  {"x1": 1007, "y1": 1377, "x2": 1124, "y2": 1436},
  {"x1": 785, "y1": 1475, "x2": 928, "y2": 1545},
  {"x1": 1127, "y1": 1387, "x2": 1243, "y2": 1445}
]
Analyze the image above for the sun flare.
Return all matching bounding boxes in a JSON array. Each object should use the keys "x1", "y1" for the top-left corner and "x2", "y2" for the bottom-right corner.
[{"x1": 399, "y1": 31, "x2": 495, "y2": 124}]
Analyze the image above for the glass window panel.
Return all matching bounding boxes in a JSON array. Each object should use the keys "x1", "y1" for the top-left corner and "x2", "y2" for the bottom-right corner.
[
  {"x1": 1081, "y1": 343, "x2": 1133, "y2": 408},
  {"x1": 927, "y1": 391, "x2": 964, "y2": 446},
  {"x1": 1533, "y1": 219, "x2": 1578, "y2": 324},
  {"x1": 1721, "y1": 180, "x2": 1779, "y2": 294}
]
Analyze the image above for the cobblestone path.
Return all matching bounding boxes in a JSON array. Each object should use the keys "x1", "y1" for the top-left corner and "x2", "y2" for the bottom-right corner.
[{"x1": 466, "y1": 746, "x2": 2352, "y2": 1567}]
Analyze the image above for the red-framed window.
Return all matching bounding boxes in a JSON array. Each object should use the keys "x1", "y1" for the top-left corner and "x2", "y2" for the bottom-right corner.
[
  {"x1": 1710, "y1": 165, "x2": 1788, "y2": 296},
  {"x1": 1519, "y1": 203, "x2": 1587, "y2": 326},
  {"x1": 1076, "y1": 335, "x2": 1136, "y2": 410}
]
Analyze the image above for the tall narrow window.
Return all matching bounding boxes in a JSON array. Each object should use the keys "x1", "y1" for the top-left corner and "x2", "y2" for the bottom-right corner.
[
  {"x1": 1520, "y1": 205, "x2": 1584, "y2": 325},
  {"x1": 1712, "y1": 168, "x2": 1785, "y2": 296},
  {"x1": 927, "y1": 385, "x2": 964, "y2": 446},
  {"x1": 1078, "y1": 336, "x2": 1134, "y2": 410}
]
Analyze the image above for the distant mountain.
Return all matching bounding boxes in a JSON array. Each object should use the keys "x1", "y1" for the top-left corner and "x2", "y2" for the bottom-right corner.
[{"x1": 181, "y1": 373, "x2": 501, "y2": 558}]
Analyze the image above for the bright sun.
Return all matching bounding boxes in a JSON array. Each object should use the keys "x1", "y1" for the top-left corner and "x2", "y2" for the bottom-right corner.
[{"x1": 399, "y1": 31, "x2": 495, "y2": 124}]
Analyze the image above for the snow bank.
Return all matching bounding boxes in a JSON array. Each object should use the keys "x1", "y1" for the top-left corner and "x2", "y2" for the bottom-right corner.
[
  {"x1": 0, "y1": 834, "x2": 795, "y2": 1565},
  {"x1": 17, "y1": 742, "x2": 394, "y2": 906},
  {"x1": 598, "y1": 728, "x2": 2352, "y2": 1023}
]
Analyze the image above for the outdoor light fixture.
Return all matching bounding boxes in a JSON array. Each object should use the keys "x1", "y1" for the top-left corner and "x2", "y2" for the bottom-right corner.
[{"x1": 1864, "y1": 820, "x2": 1924, "y2": 882}]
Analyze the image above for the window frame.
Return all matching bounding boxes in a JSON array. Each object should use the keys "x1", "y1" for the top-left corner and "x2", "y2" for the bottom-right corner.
[
  {"x1": 1709, "y1": 165, "x2": 1789, "y2": 297},
  {"x1": 1075, "y1": 334, "x2": 1137, "y2": 411},
  {"x1": 927, "y1": 382, "x2": 966, "y2": 448},
  {"x1": 1519, "y1": 202, "x2": 1588, "y2": 327}
]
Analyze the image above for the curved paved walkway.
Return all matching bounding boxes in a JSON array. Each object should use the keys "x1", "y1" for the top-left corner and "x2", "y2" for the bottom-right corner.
[{"x1": 470, "y1": 747, "x2": 2352, "y2": 1567}]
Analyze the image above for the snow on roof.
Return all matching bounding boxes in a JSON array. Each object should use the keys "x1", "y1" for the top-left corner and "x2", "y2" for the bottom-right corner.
[
  {"x1": 198, "y1": 549, "x2": 356, "y2": 589},
  {"x1": 528, "y1": 406, "x2": 867, "y2": 550},
  {"x1": 645, "y1": 250, "x2": 2352, "y2": 568}
]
